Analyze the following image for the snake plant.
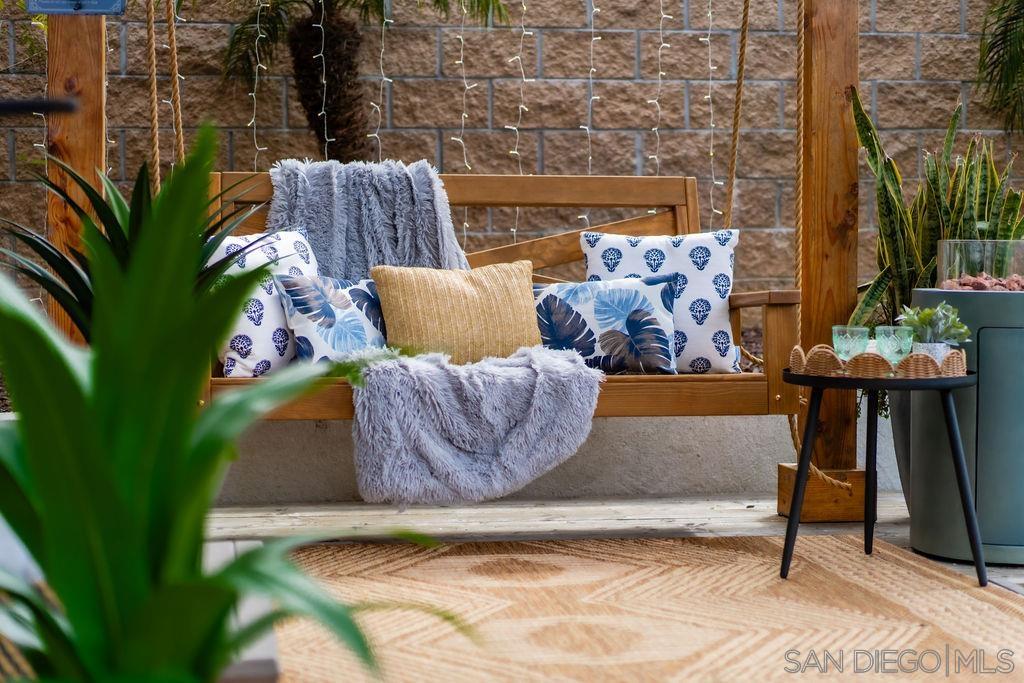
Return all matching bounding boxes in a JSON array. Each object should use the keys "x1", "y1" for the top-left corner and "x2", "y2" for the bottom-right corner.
[
  {"x1": 849, "y1": 88, "x2": 1024, "y2": 327},
  {"x1": 0, "y1": 128, "x2": 380, "y2": 681}
]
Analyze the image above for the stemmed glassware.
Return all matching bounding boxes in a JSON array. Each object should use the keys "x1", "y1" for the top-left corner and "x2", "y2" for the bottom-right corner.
[{"x1": 831, "y1": 325, "x2": 914, "y2": 376}]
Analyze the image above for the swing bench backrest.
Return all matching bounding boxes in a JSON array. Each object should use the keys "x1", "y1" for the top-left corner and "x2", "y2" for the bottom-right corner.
[{"x1": 207, "y1": 172, "x2": 801, "y2": 420}]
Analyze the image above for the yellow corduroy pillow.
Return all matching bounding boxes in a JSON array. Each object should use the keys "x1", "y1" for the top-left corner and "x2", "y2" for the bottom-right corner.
[{"x1": 371, "y1": 260, "x2": 541, "y2": 364}]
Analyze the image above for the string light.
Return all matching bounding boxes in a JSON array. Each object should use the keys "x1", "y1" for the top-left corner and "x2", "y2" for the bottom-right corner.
[
  {"x1": 577, "y1": 0, "x2": 600, "y2": 228},
  {"x1": 313, "y1": 0, "x2": 336, "y2": 159},
  {"x1": 162, "y1": 1, "x2": 187, "y2": 166},
  {"x1": 646, "y1": 0, "x2": 671, "y2": 177},
  {"x1": 105, "y1": 21, "x2": 117, "y2": 175},
  {"x1": 247, "y1": 0, "x2": 269, "y2": 171},
  {"x1": 700, "y1": 0, "x2": 724, "y2": 230},
  {"x1": 450, "y1": 0, "x2": 477, "y2": 248},
  {"x1": 30, "y1": 17, "x2": 46, "y2": 160},
  {"x1": 367, "y1": 3, "x2": 394, "y2": 163},
  {"x1": 450, "y1": 0, "x2": 476, "y2": 171},
  {"x1": 503, "y1": 0, "x2": 532, "y2": 243}
]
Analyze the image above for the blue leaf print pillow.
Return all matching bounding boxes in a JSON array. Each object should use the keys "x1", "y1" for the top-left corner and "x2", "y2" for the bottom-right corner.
[
  {"x1": 534, "y1": 275, "x2": 677, "y2": 374},
  {"x1": 210, "y1": 230, "x2": 320, "y2": 377},
  {"x1": 579, "y1": 230, "x2": 740, "y2": 374},
  {"x1": 275, "y1": 275, "x2": 386, "y2": 361}
]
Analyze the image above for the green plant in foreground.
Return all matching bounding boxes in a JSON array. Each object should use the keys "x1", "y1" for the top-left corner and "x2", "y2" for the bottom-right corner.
[
  {"x1": 898, "y1": 302, "x2": 972, "y2": 346},
  {"x1": 849, "y1": 87, "x2": 1024, "y2": 328},
  {"x1": 0, "y1": 158, "x2": 272, "y2": 343},
  {"x1": 0, "y1": 128, "x2": 378, "y2": 681}
]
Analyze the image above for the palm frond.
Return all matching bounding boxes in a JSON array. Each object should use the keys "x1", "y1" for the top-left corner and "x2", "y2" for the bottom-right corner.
[
  {"x1": 978, "y1": 0, "x2": 1024, "y2": 133},
  {"x1": 223, "y1": 0, "x2": 314, "y2": 89}
]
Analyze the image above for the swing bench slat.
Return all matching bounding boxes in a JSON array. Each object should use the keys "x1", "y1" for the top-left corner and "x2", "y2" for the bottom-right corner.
[{"x1": 206, "y1": 172, "x2": 800, "y2": 420}]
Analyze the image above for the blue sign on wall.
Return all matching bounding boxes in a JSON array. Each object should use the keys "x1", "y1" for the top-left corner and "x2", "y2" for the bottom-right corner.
[{"x1": 26, "y1": 0, "x2": 126, "y2": 15}]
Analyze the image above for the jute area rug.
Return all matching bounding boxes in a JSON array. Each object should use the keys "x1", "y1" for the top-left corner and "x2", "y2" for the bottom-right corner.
[{"x1": 276, "y1": 536, "x2": 1024, "y2": 682}]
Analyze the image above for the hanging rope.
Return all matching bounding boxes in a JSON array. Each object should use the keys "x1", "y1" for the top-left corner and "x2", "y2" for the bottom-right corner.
[
  {"x1": 720, "y1": 0, "x2": 763, "y2": 369},
  {"x1": 722, "y1": 0, "x2": 750, "y2": 230},
  {"x1": 164, "y1": 0, "x2": 185, "y2": 163},
  {"x1": 145, "y1": 0, "x2": 162, "y2": 193}
]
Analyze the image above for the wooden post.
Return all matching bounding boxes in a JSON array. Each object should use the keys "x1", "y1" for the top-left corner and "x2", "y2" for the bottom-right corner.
[
  {"x1": 46, "y1": 15, "x2": 106, "y2": 341},
  {"x1": 779, "y1": 0, "x2": 862, "y2": 521}
]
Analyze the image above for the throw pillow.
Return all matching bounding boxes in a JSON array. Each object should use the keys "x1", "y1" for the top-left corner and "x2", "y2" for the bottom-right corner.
[
  {"x1": 580, "y1": 230, "x2": 740, "y2": 373},
  {"x1": 210, "y1": 230, "x2": 320, "y2": 377},
  {"x1": 275, "y1": 275, "x2": 386, "y2": 362},
  {"x1": 371, "y1": 260, "x2": 541, "y2": 364},
  {"x1": 533, "y1": 274, "x2": 678, "y2": 374}
]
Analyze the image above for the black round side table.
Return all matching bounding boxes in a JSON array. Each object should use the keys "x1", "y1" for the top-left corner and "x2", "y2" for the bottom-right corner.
[{"x1": 779, "y1": 369, "x2": 986, "y2": 587}]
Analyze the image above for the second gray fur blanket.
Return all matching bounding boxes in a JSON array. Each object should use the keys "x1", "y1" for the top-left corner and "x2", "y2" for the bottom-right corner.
[
  {"x1": 266, "y1": 158, "x2": 469, "y2": 280},
  {"x1": 353, "y1": 347, "x2": 603, "y2": 505}
]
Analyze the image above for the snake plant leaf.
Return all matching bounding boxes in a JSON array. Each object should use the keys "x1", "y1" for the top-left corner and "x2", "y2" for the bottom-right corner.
[
  {"x1": 851, "y1": 88, "x2": 886, "y2": 177},
  {"x1": 0, "y1": 569, "x2": 90, "y2": 680},
  {"x1": 924, "y1": 155, "x2": 952, "y2": 234},
  {"x1": 850, "y1": 267, "x2": 894, "y2": 326},
  {"x1": 915, "y1": 257, "x2": 937, "y2": 289},
  {"x1": 941, "y1": 101, "x2": 963, "y2": 170},
  {"x1": 215, "y1": 539, "x2": 376, "y2": 672},
  {"x1": 997, "y1": 188, "x2": 1022, "y2": 239},
  {"x1": 0, "y1": 422, "x2": 43, "y2": 567}
]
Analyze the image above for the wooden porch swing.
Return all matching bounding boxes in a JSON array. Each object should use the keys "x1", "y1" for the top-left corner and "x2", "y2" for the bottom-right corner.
[{"x1": 206, "y1": 172, "x2": 801, "y2": 420}]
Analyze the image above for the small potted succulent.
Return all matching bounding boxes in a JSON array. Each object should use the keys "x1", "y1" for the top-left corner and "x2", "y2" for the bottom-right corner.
[{"x1": 897, "y1": 302, "x2": 972, "y2": 363}]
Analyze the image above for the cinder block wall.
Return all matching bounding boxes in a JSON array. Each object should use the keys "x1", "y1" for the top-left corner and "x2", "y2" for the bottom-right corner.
[{"x1": 0, "y1": 0, "x2": 1017, "y2": 300}]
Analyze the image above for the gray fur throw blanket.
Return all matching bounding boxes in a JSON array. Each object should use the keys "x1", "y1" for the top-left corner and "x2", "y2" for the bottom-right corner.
[
  {"x1": 353, "y1": 346, "x2": 603, "y2": 505},
  {"x1": 266, "y1": 158, "x2": 469, "y2": 280}
]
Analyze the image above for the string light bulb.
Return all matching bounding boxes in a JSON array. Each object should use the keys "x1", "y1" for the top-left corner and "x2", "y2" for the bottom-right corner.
[
  {"x1": 503, "y1": 0, "x2": 532, "y2": 243},
  {"x1": 646, "y1": 1, "x2": 671, "y2": 177},
  {"x1": 700, "y1": 0, "x2": 724, "y2": 230},
  {"x1": 313, "y1": 0, "x2": 336, "y2": 160},
  {"x1": 450, "y1": 0, "x2": 477, "y2": 248},
  {"x1": 247, "y1": 0, "x2": 270, "y2": 171},
  {"x1": 578, "y1": 0, "x2": 600, "y2": 228},
  {"x1": 367, "y1": 3, "x2": 394, "y2": 163}
]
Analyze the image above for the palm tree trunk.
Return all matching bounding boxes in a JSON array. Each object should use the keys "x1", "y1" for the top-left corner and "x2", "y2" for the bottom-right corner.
[{"x1": 288, "y1": 13, "x2": 370, "y2": 162}]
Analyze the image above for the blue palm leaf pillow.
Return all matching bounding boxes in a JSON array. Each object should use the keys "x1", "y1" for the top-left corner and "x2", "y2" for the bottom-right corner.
[
  {"x1": 534, "y1": 275, "x2": 678, "y2": 374},
  {"x1": 579, "y1": 230, "x2": 740, "y2": 373},
  {"x1": 275, "y1": 275, "x2": 386, "y2": 362},
  {"x1": 209, "y1": 230, "x2": 320, "y2": 377}
]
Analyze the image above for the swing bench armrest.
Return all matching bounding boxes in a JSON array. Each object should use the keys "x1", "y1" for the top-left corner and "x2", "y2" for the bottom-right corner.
[
  {"x1": 728, "y1": 289, "x2": 801, "y2": 309},
  {"x1": 727, "y1": 289, "x2": 801, "y2": 415}
]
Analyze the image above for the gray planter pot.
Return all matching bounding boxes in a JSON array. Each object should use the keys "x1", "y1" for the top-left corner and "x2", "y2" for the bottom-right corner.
[{"x1": 888, "y1": 389, "x2": 912, "y2": 511}]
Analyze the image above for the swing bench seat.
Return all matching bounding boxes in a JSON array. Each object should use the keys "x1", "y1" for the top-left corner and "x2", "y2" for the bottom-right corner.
[{"x1": 205, "y1": 172, "x2": 801, "y2": 420}]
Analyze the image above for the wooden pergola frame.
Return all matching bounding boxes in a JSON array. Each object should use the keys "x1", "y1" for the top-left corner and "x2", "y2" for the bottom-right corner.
[{"x1": 42, "y1": 1, "x2": 861, "y2": 520}]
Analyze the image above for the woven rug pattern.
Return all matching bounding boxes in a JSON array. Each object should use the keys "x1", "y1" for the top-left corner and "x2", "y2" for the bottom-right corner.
[{"x1": 277, "y1": 536, "x2": 1024, "y2": 682}]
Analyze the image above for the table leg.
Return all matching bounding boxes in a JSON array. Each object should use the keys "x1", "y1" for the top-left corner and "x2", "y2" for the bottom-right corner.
[
  {"x1": 939, "y1": 389, "x2": 988, "y2": 587},
  {"x1": 781, "y1": 387, "x2": 824, "y2": 579},
  {"x1": 865, "y1": 390, "x2": 878, "y2": 555}
]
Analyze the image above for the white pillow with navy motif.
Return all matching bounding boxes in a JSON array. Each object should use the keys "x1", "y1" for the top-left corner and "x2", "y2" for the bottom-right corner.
[
  {"x1": 580, "y1": 230, "x2": 740, "y2": 374},
  {"x1": 211, "y1": 230, "x2": 320, "y2": 377},
  {"x1": 533, "y1": 275, "x2": 678, "y2": 374},
  {"x1": 275, "y1": 275, "x2": 386, "y2": 362}
]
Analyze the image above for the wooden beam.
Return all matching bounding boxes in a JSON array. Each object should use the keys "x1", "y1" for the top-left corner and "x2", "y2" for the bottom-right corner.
[
  {"x1": 799, "y1": 0, "x2": 859, "y2": 472},
  {"x1": 46, "y1": 15, "x2": 106, "y2": 341}
]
